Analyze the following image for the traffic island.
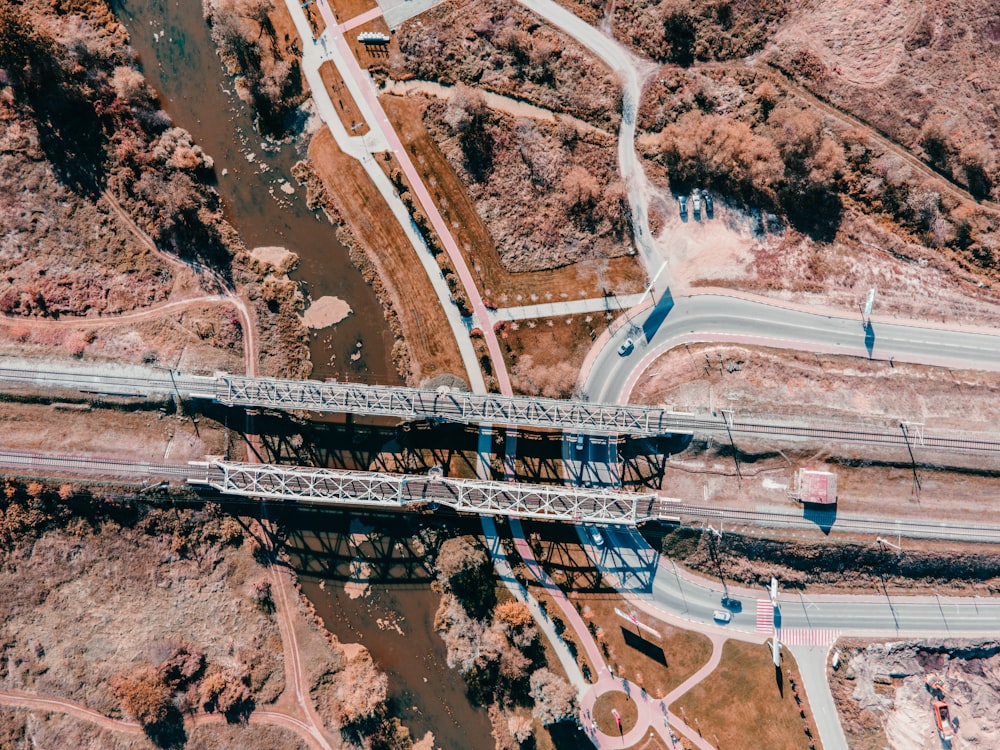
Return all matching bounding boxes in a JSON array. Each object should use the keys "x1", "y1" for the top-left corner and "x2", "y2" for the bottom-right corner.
[{"x1": 594, "y1": 690, "x2": 639, "y2": 736}]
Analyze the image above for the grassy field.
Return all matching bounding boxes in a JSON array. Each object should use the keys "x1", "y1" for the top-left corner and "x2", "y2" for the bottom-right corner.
[
  {"x1": 674, "y1": 640, "x2": 822, "y2": 750},
  {"x1": 306, "y1": 128, "x2": 466, "y2": 384},
  {"x1": 318, "y1": 62, "x2": 369, "y2": 135},
  {"x1": 520, "y1": 522, "x2": 715, "y2": 699},
  {"x1": 380, "y1": 95, "x2": 645, "y2": 305}
]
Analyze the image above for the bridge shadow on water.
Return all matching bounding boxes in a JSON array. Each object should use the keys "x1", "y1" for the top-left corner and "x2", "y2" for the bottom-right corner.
[{"x1": 270, "y1": 506, "x2": 485, "y2": 585}]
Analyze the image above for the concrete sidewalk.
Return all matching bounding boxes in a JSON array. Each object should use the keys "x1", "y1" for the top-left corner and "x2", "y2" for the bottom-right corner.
[{"x1": 491, "y1": 293, "x2": 647, "y2": 322}]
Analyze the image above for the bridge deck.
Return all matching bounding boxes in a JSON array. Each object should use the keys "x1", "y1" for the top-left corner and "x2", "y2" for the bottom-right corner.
[{"x1": 205, "y1": 461, "x2": 663, "y2": 525}]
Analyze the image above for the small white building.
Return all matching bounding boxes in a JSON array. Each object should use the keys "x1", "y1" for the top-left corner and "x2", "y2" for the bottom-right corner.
[{"x1": 793, "y1": 469, "x2": 837, "y2": 505}]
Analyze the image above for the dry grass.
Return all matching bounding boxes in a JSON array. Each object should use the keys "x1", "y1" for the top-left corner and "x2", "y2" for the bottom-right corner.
[
  {"x1": 318, "y1": 62, "x2": 369, "y2": 135},
  {"x1": 381, "y1": 94, "x2": 645, "y2": 301},
  {"x1": 579, "y1": 595, "x2": 714, "y2": 699},
  {"x1": 502, "y1": 315, "x2": 613, "y2": 399},
  {"x1": 329, "y1": 0, "x2": 379, "y2": 20},
  {"x1": 594, "y1": 690, "x2": 639, "y2": 734},
  {"x1": 395, "y1": 0, "x2": 622, "y2": 130},
  {"x1": 305, "y1": 128, "x2": 466, "y2": 384},
  {"x1": 674, "y1": 640, "x2": 821, "y2": 750}
]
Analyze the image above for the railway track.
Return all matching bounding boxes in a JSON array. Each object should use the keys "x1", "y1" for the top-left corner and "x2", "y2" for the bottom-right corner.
[
  {"x1": 677, "y1": 505, "x2": 1000, "y2": 544},
  {"x1": 2, "y1": 363, "x2": 998, "y2": 458}
]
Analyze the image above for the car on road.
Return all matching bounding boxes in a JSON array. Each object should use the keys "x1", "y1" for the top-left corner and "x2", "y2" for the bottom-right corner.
[
  {"x1": 712, "y1": 609, "x2": 732, "y2": 623},
  {"x1": 617, "y1": 338, "x2": 634, "y2": 356},
  {"x1": 575, "y1": 433, "x2": 585, "y2": 451},
  {"x1": 588, "y1": 527, "x2": 604, "y2": 547},
  {"x1": 678, "y1": 194, "x2": 687, "y2": 219},
  {"x1": 721, "y1": 596, "x2": 742, "y2": 612}
]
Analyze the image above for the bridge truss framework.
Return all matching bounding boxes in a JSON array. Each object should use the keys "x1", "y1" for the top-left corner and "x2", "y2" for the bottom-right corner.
[{"x1": 205, "y1": 461, "x2": 663, "y2": 525}]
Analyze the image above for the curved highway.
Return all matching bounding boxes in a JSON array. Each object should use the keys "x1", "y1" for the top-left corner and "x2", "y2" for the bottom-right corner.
[
  {"x1": 585, "y1": 293, "x2": 1000, "y2": 404},
  {"x1": 600, "y1": 525, "x2": 1000, "y2": 639}
]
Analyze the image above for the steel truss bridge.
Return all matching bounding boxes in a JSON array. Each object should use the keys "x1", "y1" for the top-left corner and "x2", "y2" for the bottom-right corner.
[
  {"x1": 1, "y1": 363, "x2": 999, "y2": 456},
  {"x1": 198, "y1": 461, "x2": 663, "y2": 525}
]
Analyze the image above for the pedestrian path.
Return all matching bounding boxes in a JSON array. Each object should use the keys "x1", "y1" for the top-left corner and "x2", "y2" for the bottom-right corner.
[
  {"x1": 491, "y1": 293, "x2": 647, "y2": 322},
  {"x1": 755, "y1": 599, "x2": 839, "y2": 645},
  {"x1": 780, "y1": 627, "x2": 841, "y2": 647},
  {"x1": 756, "y1": 599, "x2": 774, "y2": 630}
]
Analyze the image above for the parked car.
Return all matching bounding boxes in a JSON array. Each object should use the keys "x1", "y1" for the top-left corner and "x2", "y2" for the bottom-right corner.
[
  {"x1": 588, "y1": 527, "x2": 604, "y2": 547},
  {"x1": 617, "y1": 337, "x2": 634, "y2": 356},
  {"x1": 712, "y1": 609, "x2": 732, "y2": 623},
  {"x1": 692, "y1": 193, "x2": 702, "y2": 219},
  {"x1": 678, "y1": 194, "x2": 687, "y2": 218},
  {"x1": 703, "y1": 192, "x2": 713, "y2": 216}
]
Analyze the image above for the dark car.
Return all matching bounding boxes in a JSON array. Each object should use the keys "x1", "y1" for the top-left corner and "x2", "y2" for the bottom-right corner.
[
  {"x1": 704, "y1": 192, "x2": 714, "y2": 217},
  {"x1": 678, "y1": 194, "x2": 687, "y2": 219},
  {"x1": 721, "y1": 596, "x2": 742, "y2": 612}
]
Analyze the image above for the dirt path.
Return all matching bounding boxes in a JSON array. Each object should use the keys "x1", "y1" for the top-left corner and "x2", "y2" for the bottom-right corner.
[
  {"x1": 0, "y1": 688, "x2": 330, "y2": 749},
  {"x1": 382, "y1": 78, "x2": 610, "y2": 138},
  {"x1": 100, "y1": 190, "x2": 258, "y2": 377},
  {"x1": 0, "y1": 295, "x2": 232, "y2": 330}
]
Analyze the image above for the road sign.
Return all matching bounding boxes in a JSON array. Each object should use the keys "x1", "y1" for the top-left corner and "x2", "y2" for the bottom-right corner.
[{"x1": 864, "y1": 287, "x2": 877, "y2": 318}]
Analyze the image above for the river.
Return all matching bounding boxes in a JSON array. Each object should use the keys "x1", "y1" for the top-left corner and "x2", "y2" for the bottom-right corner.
[
  {"x1": 282, "y1": 508, "x2": 494, "y2": 747},
  {"x1": 109, "y1": 0, "x2": 400, "y2": 385},
  {"x1": 110, "y1": 0, "x2": 491, "y2": 742}
]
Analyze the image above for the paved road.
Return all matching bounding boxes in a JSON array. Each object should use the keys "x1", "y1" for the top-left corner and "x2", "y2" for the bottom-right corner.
[
  {"x1": 585, "y1": 292, "x2": 1000, "y2": 405},
  {"x1": 602, "y1": 525, "x2": 1000, "y2": 640}
]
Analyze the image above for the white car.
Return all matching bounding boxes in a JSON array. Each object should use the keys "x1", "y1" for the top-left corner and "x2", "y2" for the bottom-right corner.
[
  {"x1": 588, "y1": 527, "x2": 604, "y2": 547},
  {"x1": 712, "y1": 609, "x2": 732, "y2": 623},
  {"x1": 617, "y1": 338, "x2": 634, "y2": 356}
]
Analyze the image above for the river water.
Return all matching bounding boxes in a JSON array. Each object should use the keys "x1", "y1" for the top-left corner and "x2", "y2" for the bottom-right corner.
[
  {"x1": 109, "y1": 0, "x2": 400, "y2": 384},
  {"x1": 111, "y1": 0, "x2": 492, "y2": 741},
  {"x1": 282, "y1": 508, "x2": 493, "y2": 747}
]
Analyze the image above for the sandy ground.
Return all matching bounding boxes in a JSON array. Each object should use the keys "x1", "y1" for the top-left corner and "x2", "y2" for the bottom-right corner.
[
  {"x1": 302, "y1": 296, "x2": 353, "y2": 330},
  {"x1": 628, "y1": 343, "x2": 1000, "y2": 528},
  {"x1": 833, "y1": 640, "x2": 1000, "y2": 750},
  {"x1": 251, "y1": 246, "x2": 299, "y2": 274},
  {"x1": 652, "y1": 198, "x2": 1000, "y2": 328}
]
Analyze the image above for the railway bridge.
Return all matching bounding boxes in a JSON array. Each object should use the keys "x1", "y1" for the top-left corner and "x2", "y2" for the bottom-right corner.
[{"x1": 1, "y1": 362, "x2": 999, "y2": 456}]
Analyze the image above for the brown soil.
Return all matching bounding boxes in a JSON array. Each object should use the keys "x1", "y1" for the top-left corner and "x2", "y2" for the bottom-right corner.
[
  {"x1": 301, "y1": 127, "x2": 466, "y2": 385},
  {"x1": 627, "y1": 344, "x2": 1000, "y2": 555},
  {"x1": 593, "y1": 690, "x2": 638, "y2": 734},
  {"x1": 395, "y1": 0, "x2": 623, "y2": 131},
  {"x1": 0, "y1": 397, "x2": 231, "y2": 465},
  {"x1": 832, "y1": 639, "x2": 1000, "y2": 750},
  {"x1": 674, "y1": 640, "x2": 821, "y2": 750},
  {"x1": 0, "y1": 301, "x2": 246, "y2": 374},
  {"x1": 768, "y1": 0, "x2": 1000, "y2": 202},
  {"x1": 503, "y1": 315, "x2": 613, "y2": 401},
  {"x1": 0, "y1": 504, "x2": 284, "y2": 720},
  {"x1": 0, "y1": 112, "x2": 173, "y2": 318},
  {"x1": 318, "y1": 61, "x2": 369, "y2": 135},
  {"x1": 382, "y1": 93, "x2": 645, "y2": 295}
]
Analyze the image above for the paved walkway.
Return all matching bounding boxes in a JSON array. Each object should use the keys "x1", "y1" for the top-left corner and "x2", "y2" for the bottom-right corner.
[
  {"x1": 509, "y1": 519, "x2": 714, "y2": 749},
  {"x1": 315, "y1": 0, "x2": 513, "y2": 396},
  {"x1": 790, "y1": 644, "x2": 849, "y2": 750},
  {"x1": 491, "y1": 293, "x2": 647, "y2": 322},
  {"x1": 283, "y1": 0, "x2": 485, "y2": 392}
]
